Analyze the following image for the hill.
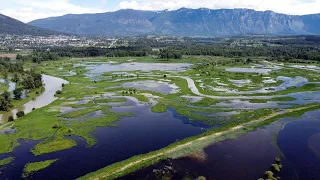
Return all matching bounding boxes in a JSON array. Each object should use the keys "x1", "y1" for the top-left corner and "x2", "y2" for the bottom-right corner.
[{"x1": 0, "y1": 13, "x2": 59, "y2": 36}]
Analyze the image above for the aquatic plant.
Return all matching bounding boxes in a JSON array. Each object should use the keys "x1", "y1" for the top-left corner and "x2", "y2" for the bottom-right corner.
[{"x1": 272, "y1": 164, "x2": 281, "y2": 172}]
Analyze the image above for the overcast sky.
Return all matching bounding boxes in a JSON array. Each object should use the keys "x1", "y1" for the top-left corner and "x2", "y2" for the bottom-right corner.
[{"x1": 0, "y1": 0, "x2": 319, "y2": 23}]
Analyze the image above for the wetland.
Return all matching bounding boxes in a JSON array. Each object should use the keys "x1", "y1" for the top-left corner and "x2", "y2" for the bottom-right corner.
[{"x1": 0, "y1": 56, "x2": 319, "y2": 180}]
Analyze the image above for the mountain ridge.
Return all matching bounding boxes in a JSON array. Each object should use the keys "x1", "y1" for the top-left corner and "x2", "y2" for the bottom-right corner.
[
  {"x1": 0, "y1": 13, "x2": 60, "y2": 36},
  {"x1": 27, "y1": 8, "x2": 320, "y2": 36}
]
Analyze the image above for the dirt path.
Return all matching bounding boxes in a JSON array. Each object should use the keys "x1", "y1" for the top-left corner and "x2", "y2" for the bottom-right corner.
[{"x1": 89, "y1": 104, "x2": 318, "y2": 180}]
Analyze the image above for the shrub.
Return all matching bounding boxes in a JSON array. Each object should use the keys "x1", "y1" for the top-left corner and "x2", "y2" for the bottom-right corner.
[
  {"x1": 32, "y1": 108, "x2": 36, "y2": 111},
  {"x1": 16, "y1": 111, "x2": 25, "y2": 118},
  {"x1": 67, "y1": 128, "x2": 73, "y2": 133},
  {"x1": 52, "y1": 123, "x2": 59, "y2": 129},
  {"x1": 55, "y1": 90, "x2": 62, "y2": 95},
  {"x1": 62, "y1": 83, "x2": 65, "y2": 87},
  {"x1": 8, "y1": 116, "x2": 14, "y2": 122}
]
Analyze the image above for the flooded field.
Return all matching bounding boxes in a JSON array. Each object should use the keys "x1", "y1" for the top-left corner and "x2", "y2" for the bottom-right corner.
[{"x1": 0, "y1": 57, "x2": 319, "y2": 180}]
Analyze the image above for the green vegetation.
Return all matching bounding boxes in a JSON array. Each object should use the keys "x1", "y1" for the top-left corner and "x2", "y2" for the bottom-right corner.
[
  {"x1": 22, "y1": 159, "x2": 58, "y2": 178},
  {"x1": 191, "y1": 98, "x2": 220, "y2": 106},
  {"x1": 151, "y1": 103, "x2": 167, "y2": 113},
  {"x1": 0, "y1": 157, "x2": 14, "y2": 166},
  {"x1": 94, "y1": 98, "x2": 126, "y2": 103},
  {"x1": 272, "y1": 164, "x2": 281, "y2": 172},
  {"x1": 31, "y1": 137, "x2": 77, "y2": 156},
  {"x1": 61, "y1": 106, "x2": 104, "y2": 118},
  {"x1": 0, "y1": 82, "x2": 8, "y2": 92},
  {"x1": 271, "y1": 96, "x2": 296, "y2": 101}
]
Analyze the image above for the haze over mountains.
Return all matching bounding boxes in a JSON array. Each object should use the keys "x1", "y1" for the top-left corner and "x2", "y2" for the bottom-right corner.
[{"x1": 0, "y1": 13, "x2": 58, "y2": 36}]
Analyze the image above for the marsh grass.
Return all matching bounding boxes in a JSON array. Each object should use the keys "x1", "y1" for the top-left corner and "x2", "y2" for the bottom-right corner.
[
  {"x1": 271, "y1": 96, "x2": 297, "y2": 101},
  {"x1": 0, "y1": 157, "x2": 14, "y2": 166},
  {"x1": 60, "y1": 107, "x2": 104, "y2": 118},
  {"x1": 151, "y1": 103, "x2": 167, "y2": 113},
  {"x1": 22, "y1": 159, "x2": 58, "y2": 178},
  {"x1": 191, "y1": 98, "x2": 220, "y2": 106},
  {"x1": 31, "y1": 137, "x2": 76, "y2": 156}
]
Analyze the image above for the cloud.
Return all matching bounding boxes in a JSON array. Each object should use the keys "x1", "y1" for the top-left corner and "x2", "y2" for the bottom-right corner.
[
  {"x1": 118, "y1": 0, "x2": 320, "y2": 15},
  {"x1": 0, "y1": 0, "x2": 106, "y2": 22}
]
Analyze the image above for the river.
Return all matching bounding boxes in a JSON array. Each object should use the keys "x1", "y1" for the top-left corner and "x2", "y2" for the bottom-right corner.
[{"x1": 0, "y1": 75, "x2": 68, "y2": 123}]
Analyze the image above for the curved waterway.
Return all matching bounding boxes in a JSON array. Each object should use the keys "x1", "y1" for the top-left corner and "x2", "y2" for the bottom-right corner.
[
  {"x1": 0, "y1": 75, "x2": 68, "y2": 123},
  {"x1": 179, "y1": 76, "x2": 320, "y2": 100}
]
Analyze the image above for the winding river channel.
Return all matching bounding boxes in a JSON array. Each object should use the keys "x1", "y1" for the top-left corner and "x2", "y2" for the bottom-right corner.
[{"x1": 0, "y1": 75, "x2": 68, "y2": 123}]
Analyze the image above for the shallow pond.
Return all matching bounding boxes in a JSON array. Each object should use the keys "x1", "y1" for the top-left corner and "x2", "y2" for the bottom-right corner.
[
  {"x1": 83, "y1": 62, "x2": 192, "y2": 77},
  {"x1": 0, "y1": 103, "x2": 207, "y2": 179},
  {"x1": 226, "y1": 67, "x2": 272, "y2": 74},
  {"x1": 122, "y1": 80, "x2": 179, "y2": 94},
  {"x1": 119, "y1": 110, "x2": 320, "y2": 180}
]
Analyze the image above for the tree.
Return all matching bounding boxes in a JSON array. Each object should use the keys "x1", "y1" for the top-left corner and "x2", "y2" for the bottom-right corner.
[
  {"x1": 8, "y1": 116, "x2": 14, "y2": 122},
  {"x1": 13, "y1": 88, "x2": 23, "y2": 100},
  {"x1": 0, "y1": 91, "x2": 12, "y2": 111},
  {"x1": 16, "y1": 111, "x2": 25, "y2": 118},
  {"x1": 12, "y1": 73, "x2": 19, "y2": 83}
]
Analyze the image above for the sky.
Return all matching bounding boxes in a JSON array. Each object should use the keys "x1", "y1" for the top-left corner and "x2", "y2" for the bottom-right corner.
[{"x1": 0, "y1": 0, "x2": 319, "y2": 23}]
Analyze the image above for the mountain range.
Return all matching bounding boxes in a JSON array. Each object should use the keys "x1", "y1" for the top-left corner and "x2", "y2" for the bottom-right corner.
[
  {"x1": 0, "y1": 13, "x2": 58, "y2": 36},
  {"x1": 28, "y1": 8, "x2": 320, "y2": 36},
  {"x1": 1, "y1": 8, "x2": 320, "y2": 37}
]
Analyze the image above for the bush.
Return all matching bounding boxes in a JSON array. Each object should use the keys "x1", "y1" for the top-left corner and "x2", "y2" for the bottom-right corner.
[
  {"x1": 16, "y1": 111, "x2": 25, "y2": 118},
  {"x1": 8, "y1": 116, "x2": 14, "y2": 122},
  {"x1": 275, "y1": 157, "x2": 281, "y2": 163},
  {"x1": 55, "y1": 90, "x2": 62, "y2": 95},
  {"x1": 52, "y1": 123, "x2": 59, "y2": 129},
  {"x1": 62, "y1": 83, "x2": 65, "y2": 87},
  {"x1": 67, "y1": 128, "x2": 73, "y2": 133}
]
